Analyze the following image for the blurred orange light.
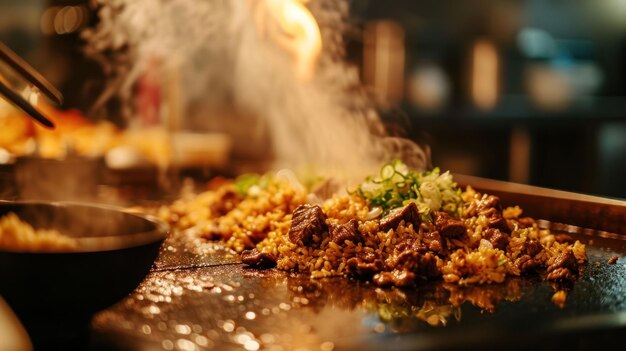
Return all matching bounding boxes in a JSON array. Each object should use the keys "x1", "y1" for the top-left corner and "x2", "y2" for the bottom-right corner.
[
  {"x1": 471, "y1": 39, "x2": 499, "y2": 110},
  {"x1": 41, "y1": 6, "x2": 88, "y2": 35},
  {"x1": 259, "y1": 0, "x2": 322, "y2": 81},
  {"x1": 363, "y1": 20, "x2": 405, "y2": 106}
]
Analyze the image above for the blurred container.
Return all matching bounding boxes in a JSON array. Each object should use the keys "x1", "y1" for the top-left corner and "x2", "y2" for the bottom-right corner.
[
  {"x1": 407, "y1": 63, "x2": 450, "y2": 112},
  {"x1": 14, "y1": 156, "x2": 102, "y2": 201},
  {"x1": 525, "y1": 61, "x2": 603, "y2": 111}
]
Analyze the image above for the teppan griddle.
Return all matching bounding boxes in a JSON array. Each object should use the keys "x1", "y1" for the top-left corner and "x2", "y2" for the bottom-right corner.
[{"x1": 90, "y1": 177, "x2": 626, "y2": 351}]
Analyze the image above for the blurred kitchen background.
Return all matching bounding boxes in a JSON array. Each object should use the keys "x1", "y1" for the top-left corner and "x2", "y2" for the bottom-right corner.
[{"x1": 1, "y1": 0, "x2": 626, "y2": 199}]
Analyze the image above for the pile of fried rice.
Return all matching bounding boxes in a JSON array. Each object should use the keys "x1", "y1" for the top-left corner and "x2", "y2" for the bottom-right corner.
[
  {"x1": 158, "y1": 161, "x2": 586, "y2": 287},
  {"x1": 0, "y1": 212, "x2": 77, "y2": 252}
]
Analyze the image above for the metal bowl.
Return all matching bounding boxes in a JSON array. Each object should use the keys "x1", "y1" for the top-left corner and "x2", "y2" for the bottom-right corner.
[{"x1": 0, "y1": 201, "x2": 168, "y2": 349}]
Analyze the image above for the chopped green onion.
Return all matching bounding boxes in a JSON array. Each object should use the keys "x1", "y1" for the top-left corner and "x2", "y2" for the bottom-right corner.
[
  {"x1": 353, "y1": 160, "x2": 462, "y2": 218},
  {"x1": 380, "y1": 164, "x2": 395, "y2": 180}
]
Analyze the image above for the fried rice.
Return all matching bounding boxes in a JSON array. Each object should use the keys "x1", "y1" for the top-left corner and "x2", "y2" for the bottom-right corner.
[
  {"x1": 0, "y1": 212, "x2": 78, "y2": 252},
  {"x1": 158, "y1": 163, "x2": 587, "y2": 288}
]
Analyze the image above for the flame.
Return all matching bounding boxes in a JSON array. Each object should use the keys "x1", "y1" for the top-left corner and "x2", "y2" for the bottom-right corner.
[{"x1": 257, "y1": 0, "x2": 322, "y2": 80}]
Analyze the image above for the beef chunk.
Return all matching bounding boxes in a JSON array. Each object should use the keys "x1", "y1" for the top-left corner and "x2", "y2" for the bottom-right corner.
[
  {"x1": 483, "y1": 228, "x2": 509, "y2": 250},
  {"x1": 514, "y1": 254, "x2": 541, "y2": 274},
  {"x1": 387, "y1": 244, "x2": 440, "y2": 279},
  {"x1": 488, "y1": 216, "x2": 510, "y2": 233},
  {"x1": 346, "y1": 259, "x2": 383, "y2": 276},
  {"x1": 423, "y1": 231, "x2": 445, "y2": 254},
  {"x1": 517, "y1": 217, "x2": 536, "y2": 229},
  {"x1": 548, "y1": 250, "x2": 578, "y2": 273},
  {"x1": 373, "y1": 270, "x2": 416, "y2": 287},
  {"x1": 288, "y1": 204, "x2": 328, "y2": 245},
  {"x1": 434, "y1": 212, "x2": 466, "y2": 238},
  {"x1": 547, "y1": 267, "x2": 574, "y2": 282},
  {"x1": 514, "y1": 239, "x2": 546, "y2": 274},
  {"x1": 241, "y1": 248, "x2": 277, "y2": 268},
  {"x1": 417, "y1": 252, "x2": 441, "y2": 278},
  {"x1": 330, "y1": 219, "x2": 359, "y2": 244},
  {"x1": 546, "y1": 250, "x2": 578, "y2": 283},
  {"x1": 524, "y1": 239, "x2": 543, "y2": 257},
  {"x1": 478, "y1": 195, "x2": 502, "y2": 212},
  {"x1": 379, "y1": 202, "x2": 420, "y2": 232},
  {"x1": 475, "y1": 195, "x2": 510, "y2": 233},
  {"x1": 392, "y1": 248, "x2": 420, "y2": 272},
  {"x1": 464, "y1": 194, "x2": 503, "y2": 218},
  {"x1": 396, "y1": 237, "x2": 421, "y2": 253},
  {"x1": 347, "y1": 251, "x2": 384, "y2": 276}
]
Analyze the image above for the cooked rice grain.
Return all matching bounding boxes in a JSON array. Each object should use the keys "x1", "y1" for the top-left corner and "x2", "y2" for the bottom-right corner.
[
  {"x1": 162, "y1": 180, "x2": 587, "y2": 287},
  {"x1": 0, "y1": 212, "x2": 77, "y2": 252}
]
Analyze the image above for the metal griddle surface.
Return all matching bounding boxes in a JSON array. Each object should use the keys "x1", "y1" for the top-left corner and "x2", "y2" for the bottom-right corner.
[
  {"x1": 90, "y1": 225, "x2": 626, "y2": 350},
  {"x1": 89, "y1": 177, "x2": 626, "y2": 350}
]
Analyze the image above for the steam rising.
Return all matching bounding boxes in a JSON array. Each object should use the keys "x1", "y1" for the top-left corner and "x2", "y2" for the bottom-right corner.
[{"x1": 84, "y1": 0, "x2": 429, "y2": 176}]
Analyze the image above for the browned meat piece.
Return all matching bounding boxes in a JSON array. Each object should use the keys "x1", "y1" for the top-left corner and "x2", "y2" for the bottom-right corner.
[
  {"x1": 608, "y1": 256, "x2": 619, "y2": 265},
  {"x1": 554, "y1": 234, "x2": 575, "y2": 244},
  {"x1": 396, "y1": 237, "x2": 421, "y2": 253},
  {"x1": 434, "y1": 212, "x2": 466, "y2": 238},
  {"x1": 385, "y1": 239, "x2": 440, "y2": 279},
  {"x1": 515, "y1": 254, "x2": 541, "y2": 273},
  {"x1": 423, "y1": 231, "x2": 445, "y2": 254},
  {"x1": 330, "y1": 219, "x2": 359, "y2": 244},
  {"x1": 347, "y1": 251, "x2": 384, "y2": 276},
  {"x1": 488, "y1": 216, "x2": 510, "y2": 233},
  {"x1": 392, "y1": 248, "x2": 420, "y2": 271},
  {"x1": 472, "y1": 195, "x2": 511, "y2": 233},
  {"x1": 524, "y1": 239, "x2": 543, "y2": 257},
  {"x1": 548, "y1": 250, "x2": 578, "y2": 273},
  {"x1": 547, "y1": 267, "x2": 574, "y2": 282},
  {"x1": 463, "y1": 194, "x2": 503, "y2": 219},
  {"x1": 210, "y1": 189, "x2": 241, "y2": 216},
  {"x1": 373, "y1": 270, "x2": 416, "y2": 287},
  {"x1": 288, "y1": 204, "x2": 328, "y2": 245},
  {"x1": 241, "y1": 248, "x2": 277, "y2": 268},
  {"x1": 462, "y1": 201, "x2": 478, "y2": 218},
  {"x1": 483, "y1": 228, "x2": 509, "y2": 250},
  {"x1": 546, "y1": 249, "x2": 579, "y2": 283},
  {"x1": 478, "y1": 195, "x2": 502, "y2": 212},
  {"x1": 417, "y1": 252, "x2": 441, "y2": 278},
  {"x1": 517, "y1": 217, "x2": 536, "y2": 228},
  {"x1": 379, "y1": 202, "x2": 420, "y2": 232}
]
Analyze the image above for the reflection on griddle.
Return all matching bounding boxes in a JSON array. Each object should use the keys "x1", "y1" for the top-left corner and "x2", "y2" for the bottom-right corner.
[
  {"x1": 283, "y1": 275, "x2": 531, "y2": 328},
  {"x1": 92, "y1": 251, "x2": 537, "y2": 350},
  {"x1": 92, "y1": 233, "x2": 625, "y2": 351}
]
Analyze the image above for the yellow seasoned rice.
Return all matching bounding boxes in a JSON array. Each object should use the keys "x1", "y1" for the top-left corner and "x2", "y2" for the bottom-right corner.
[
  {"x1": 0, "y1": 212, "x2": 77, "y2": 252},
  {"x1": 159, "y1": 176, "x2": 587, "y2": 287}
]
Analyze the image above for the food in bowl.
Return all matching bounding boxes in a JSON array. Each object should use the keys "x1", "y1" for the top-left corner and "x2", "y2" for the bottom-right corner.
[
  {"x1": 158, "y1": 161, "x2": 587, "y2": 288},
  {"x1": 0, "y1": 212, "x2": 77, "y2": 252},
  {"x1": 0, "y1": 201, "x2": 167, "y2": 349}
]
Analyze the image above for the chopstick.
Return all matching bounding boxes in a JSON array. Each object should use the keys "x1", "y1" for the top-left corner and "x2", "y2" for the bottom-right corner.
[
  {"x1": 0, "y1": 42, "x2": 62, "y2": 129},
  {"x1": 0, "y1": 42, "x2": 63, "y2": 105},
  {"x1": 0, "y1": 80, "x2": 55, "y2": 128}
]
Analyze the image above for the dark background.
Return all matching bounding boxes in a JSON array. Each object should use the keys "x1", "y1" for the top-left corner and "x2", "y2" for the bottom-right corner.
[
  {"x1": 347, "y1": 0, "x2": 626, "y2": 199},
  {"x1": 2, "y1": 0, "x2": 626, "y2": 199}
]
